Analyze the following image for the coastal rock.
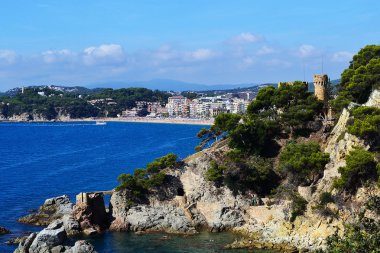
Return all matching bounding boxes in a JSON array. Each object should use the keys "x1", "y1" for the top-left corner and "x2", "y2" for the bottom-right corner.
[
  {"x1": 73, "y1": 192, "x2": 109, "y2": 233},
  {"x1": 0, "y1": 226, "x2": 10, "y2": 235},
  {"x1": 64, "y1": 240, "x2": 97, "y2": 253},
  {"x1": 18, "y1": 195, "x2": 74, "y2": 226},
  {"x1": 14, "y1": 233, "x2": 37, "y2": 253},
  {"x1": 62, "y1": 215, "x2": 81, "y2": 236},
  {"x1": 14, "y1": 220, "x2": 97, "y2": 253},
  {"x1": 6, "y1": 235, "x2": 29, "y2": 245},
  {"x1": 125, "y1": 204, "x2": 196, "y2": 233},
  {"x1": 29, "y1": 220, "x2": 67, "y2": 252}
]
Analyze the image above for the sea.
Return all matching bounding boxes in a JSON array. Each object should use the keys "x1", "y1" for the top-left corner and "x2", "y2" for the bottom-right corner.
[{"x1": 0, "y1": 122, "x2": 272, "y2": 253}]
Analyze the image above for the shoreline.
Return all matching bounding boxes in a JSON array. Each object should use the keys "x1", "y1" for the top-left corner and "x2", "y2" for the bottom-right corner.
[{"x1": 0, "y1": 117, "x2": 214, "y2": 126}]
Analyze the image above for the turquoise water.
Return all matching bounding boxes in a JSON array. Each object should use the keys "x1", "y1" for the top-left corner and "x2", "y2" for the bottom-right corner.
[
  {"x1": 0, "y1": 122, "x2": 271, "y2": 252},
  {"x1": 82, "y1": 232, "x2": 274, "y2": 253}
]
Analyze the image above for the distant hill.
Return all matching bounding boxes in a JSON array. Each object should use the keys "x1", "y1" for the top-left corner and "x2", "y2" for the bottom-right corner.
[
  {"x1": 3, "y1": 85, "x2": 100, "y2": 97},
  {"x1": 194, "y1": 83, "x2": 276, "y2": 96},
  {"x1": 87, "y1": 79, "x2": 258, "y2": 92}
]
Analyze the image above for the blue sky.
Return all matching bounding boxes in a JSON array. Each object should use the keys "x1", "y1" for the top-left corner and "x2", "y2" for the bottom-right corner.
[{"x1": 0, "y1": 0, "x2": 379, "y2": 90}]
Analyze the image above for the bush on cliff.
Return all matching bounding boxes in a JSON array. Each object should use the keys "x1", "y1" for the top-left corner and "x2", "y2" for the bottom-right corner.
[
  {"x1": 312, "y1": 192, "x2": 337, "y2": 217},
  {"x1": 116, "y1": 153, "x2": 181, "y2": 198},
  {"x1": 333, "y1": 148, "x2": 378, "y2": 192},
  {"x1": 332, "y1": 45, "x2": 380, "y2": 113},
  {"x1": 146, "y1": 153, "x2": 179, "y2": 173},
  {"x1": 323, "y1": 196, "x2": 380, "y2": 253},
  {"x1": 229, "y1": 118, "x2": 280, "y2": 155},
  {"x1": 206, "y1": 152, "x2": 280, "y2": 196},
  {"x1": 289, "y1": 193, "x2": 308, "y2": 222},
  {"x1": 205, "y1": 160, "x2": 226, "y2": 185},
  {"x1": 278, "y1": 142, "x2": 330, "y2": 186},
  {"x1": 196, "y1": 113, "x2": 241, "y2": 151},
  {"x1": 347, "y1": 106, "x2": 380, "y2": 148}
]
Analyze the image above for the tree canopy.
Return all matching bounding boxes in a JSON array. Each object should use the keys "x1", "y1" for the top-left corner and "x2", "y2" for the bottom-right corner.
[
  {"x1": 347, "y1": 106, "x2": 380, "y2": 148},
  {"x1": 278, "y1": 142, "x2": 330, "y2": 186},
  {"x1": 0, "y1": 87, "x2": 170, "y2": 119},
  {"x1": 332, "y1": 45, "x2": 380, "y2": 112},
  {"x1": 333, "y1": 148, "x2": 378, "y2": 192}
]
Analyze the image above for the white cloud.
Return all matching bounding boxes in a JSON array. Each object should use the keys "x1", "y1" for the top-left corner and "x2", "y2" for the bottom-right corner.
[
  {"x1": 152, "y1": 45, "x2": 179, "y2": 62},
  {"x1": 265, "y1": 59, "x2": 292, "y2": 68},
  {"x1": 186, "y1": 48, "x2": 216, "y2": 61},
  {"x1": 83, "y1": 44, "x2": 125, "y2": 65},
  {"x1": 0, "y1": 50, "x2": 17, "y2": 64},
  {"x1": 242, "y1": 57, "x2": 255, "y2": 66},
  {"x1": 331, "y1": 51, "x2": 354, "y2": 62},
  {"x1": 230, "y1": 32, "x2": 264, "y2": 44},
  {"x1": 256, "y1": 46, "x2": 275, "y2": 55},
  {"x1": 42, "y1": 49, "x2": 75, "y2": 63},
  {"x1": 0, "y1": 37, "x2": 355, "y2": 91},
  {"x1": 298, "y1": 44, "x2": 318, "y2": 57}
]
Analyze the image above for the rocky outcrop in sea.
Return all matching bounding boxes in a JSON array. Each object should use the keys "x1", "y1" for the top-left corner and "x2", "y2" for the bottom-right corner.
[
  {"x1": 0, "y1": 226, "x2": 10, "y2": 235},
  {"x1": 15, "y1": 196, "x2": 95, "y2": 253}
]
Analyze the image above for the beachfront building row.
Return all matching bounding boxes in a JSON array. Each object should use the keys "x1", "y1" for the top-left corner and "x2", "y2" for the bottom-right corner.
[
  {"x1": 120, "y1": 95, "x2": 251, "y2": 119},
  {"x1": 166, "y1": 95, "x2": 250, "y2": 118}
]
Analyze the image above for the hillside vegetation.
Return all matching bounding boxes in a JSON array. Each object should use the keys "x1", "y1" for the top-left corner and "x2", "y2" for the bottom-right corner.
[{"x1": 0, "y1": 87, "x2": 169, "y2": 120}]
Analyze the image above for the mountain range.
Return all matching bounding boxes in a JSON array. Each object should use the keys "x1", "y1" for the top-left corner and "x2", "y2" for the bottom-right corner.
[{"x1": 87, "y1": 79, "x2": 258, "y2": 91}]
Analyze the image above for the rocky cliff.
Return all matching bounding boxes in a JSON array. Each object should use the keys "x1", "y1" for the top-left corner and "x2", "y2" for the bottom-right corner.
[
  {"x1": 107, "y1": 90, "x2": 380, "y2": 251},
  {"x1": 14, "y1": 89, "x2": 380, "y2": 252}
]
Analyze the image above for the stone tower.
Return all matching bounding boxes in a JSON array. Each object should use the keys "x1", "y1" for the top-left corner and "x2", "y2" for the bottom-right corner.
[{"x1": 313, "y1": 74, "x2": 328, "y2": 103}]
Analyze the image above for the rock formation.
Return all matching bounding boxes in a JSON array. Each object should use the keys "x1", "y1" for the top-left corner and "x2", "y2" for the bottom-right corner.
[
  {"x1": 18, "y1": 195, "x2": 74, "y2": 226},
  {"x1": 14, "y1": 195, "x2": 93, "y2": 253},
  {"x1": 73, "y1": 192, "x2": 109, "y2": 235},
  {"x1": 0, "y1": 226, "x2": 10, "y2": 235}
]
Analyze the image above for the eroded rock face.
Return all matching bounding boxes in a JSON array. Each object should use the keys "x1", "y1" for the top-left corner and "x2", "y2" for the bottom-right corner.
[
  {"x1": 126, "y1": 205, "x2": 196, "y2": 233},
  {"x1": 18, "y1": 195, "x2": 74, "y2": 226},
  {"x1": 365, "y1": 89, "x2": 380, "y2": 107},
  {"x1": 109, "y1": 142, "x2": 250, "y2": 234},
  {"x1": 73, "y1": 192, "x2": 109, "y2": 234}
]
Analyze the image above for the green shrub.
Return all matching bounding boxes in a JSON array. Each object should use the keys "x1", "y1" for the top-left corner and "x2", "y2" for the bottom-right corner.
[
  {"x1": 290, "y1": 194, "x2": 308, "y2": 222},
  {"x1": 213, "y1": 113, "x2": 241, "y2": 132},
  {"x1": 205, "y1": 160, "x2": 226, "y2": 184},
  {"x1": 333, "y1": 148, "x2": 377, "y2": 192},
  {"x1": 319, "y1": 192, "x2": 334, "y2": 206},
  {"x1": 324, "y1": 196, "x2": 380, "y2": 253},
  {"x1": 223, "y1": 155, "x2": 279, "y2": 195},
  {"x1": 278, "y1": 142, "x2": 330, "y2": 186},
  {"x1": 116, "y1": 153, "x2": 179, "y2": 199},
  {"x1": 229, "y1": 118, "x2": 280, "y2": 155},
  {"x1": 146, "y1": 153, "x2": 178, "y2": 173},
  {"x1": 312, "y1": 192, "x2": 336, "y2": 217},
  {"x1": 347, "y1": 106, "x2": 380, "y2": 148},
  {"x1": 366, "y1": 195, "x2": 380, "y2": 215},
  {"x1": 145, "y1": 172, "x2": 167, "y2": 188}
]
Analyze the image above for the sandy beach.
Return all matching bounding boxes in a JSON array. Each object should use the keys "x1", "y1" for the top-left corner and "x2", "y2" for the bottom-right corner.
[
  {"x1": 0, "y1": 117, "x2": 214, "y2": 126},
  {"x1": 94, "y1": 117, "x2": 214, "y2": 125}
]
